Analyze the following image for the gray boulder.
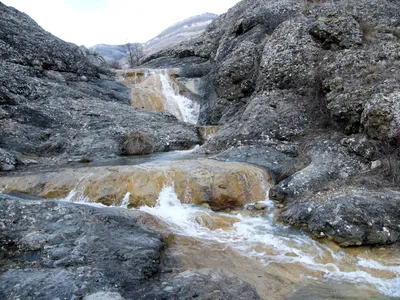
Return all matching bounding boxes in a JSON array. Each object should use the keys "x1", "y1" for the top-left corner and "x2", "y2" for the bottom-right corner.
[
  {"x1": 269, "y1": 138, "x2": 365, "y2": 203},
  {"x1": 281, "y1": 191, "x2": 400, "y2": 246},
  {"x1": 0, "y1": 194, "x2": 261, "y2": 299},
  {"x1": 212, "y1": 145, "x2": 304, "y2": 183},
  {"x1": 203, "y1": 90, "x2": 311, "y2": 152},
  {"x1": 0, "y1": 194, "x2": 163, "y2": 299}
]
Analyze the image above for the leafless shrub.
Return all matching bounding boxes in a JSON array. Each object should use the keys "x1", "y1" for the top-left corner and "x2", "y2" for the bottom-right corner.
[
  {"x1": 125, "y1": 43, "x2": 144, "y2": 68},
  {"x1": 376, "y1": 138, "x2": 400, "y2": 186},
  {"x1": 109, "y1": 60, "x2": 122, "y2": 69}
]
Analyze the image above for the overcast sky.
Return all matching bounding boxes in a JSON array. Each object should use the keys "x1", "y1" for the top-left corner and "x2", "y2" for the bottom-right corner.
[{"x1": 2, "y1": 0, "x2": 241, "y2": 47}]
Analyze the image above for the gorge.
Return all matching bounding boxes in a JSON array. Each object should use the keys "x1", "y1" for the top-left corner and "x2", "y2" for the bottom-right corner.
[{"x1": 1, "y1": 0, "x2": 400, "y2": 299}]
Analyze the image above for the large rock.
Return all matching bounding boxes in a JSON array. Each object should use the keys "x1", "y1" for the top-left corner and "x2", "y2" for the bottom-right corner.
[
  {"x1": 203, "y1": 90, "x2": 311, "y2": 152},
  {"x1": 0, "y1": 194, "x2": 163, "y2": 299},
  {"x1": 280, "y1": 191, "x2": 400, "y2": 246},
  {"x1": 0, "y1": 194, "x2": 261, "y2": 299},
  {"x1": 0, "y1": 159, "x2": 270, "y2": 210},
  {"x1": 212, "y1": 145, "x2": 305, "y2": 183},
  {"x1": 269, "y1": 138, "x2": 365, "y2": 204}
]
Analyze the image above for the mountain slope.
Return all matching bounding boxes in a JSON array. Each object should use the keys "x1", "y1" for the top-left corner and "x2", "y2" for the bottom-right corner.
[
  {"x1": 144, "y1": 12, "x2": 217, "y2": 55},
  {"x1": 91, "y1": 13, "x2": 217, "y2": 66}
]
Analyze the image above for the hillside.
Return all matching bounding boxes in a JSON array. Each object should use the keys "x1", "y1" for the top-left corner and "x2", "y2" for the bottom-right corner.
[{"x1": 91, "y1": 13, "x2": 217, "y2": 66}]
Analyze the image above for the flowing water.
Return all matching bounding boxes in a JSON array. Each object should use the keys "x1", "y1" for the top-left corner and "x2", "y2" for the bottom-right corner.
[
  {"x1": 48, "y1": 178, "x2": 400, "y2": 299},
  {"x1": 135, "y1": 186, "x2": 400, "y2": 299},
  {"x1": 156, "y1": 70, "x2": 200, "y2": 124},
  {"x1": 126, "y1": 68, "x2": 200, "y2": 124}
]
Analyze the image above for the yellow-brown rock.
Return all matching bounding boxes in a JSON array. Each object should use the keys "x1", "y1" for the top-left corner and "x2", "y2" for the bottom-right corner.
[
  {"x1": 130, "y1": 73, "x2": 166, "y2": 111},
  {"x1": 197, "y1": 126, "x2": 221, "y2": 142},
  {"x1": 0, "y1": 159, "x2": 271, "y2": 210}
]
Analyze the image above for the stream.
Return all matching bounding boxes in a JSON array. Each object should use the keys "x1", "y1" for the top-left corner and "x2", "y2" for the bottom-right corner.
[
  {"x1": 53, "y1": 156, "x2": 400, "y2": 299},
  {"x1": 2, "y1": 69, "x2": 399, "y2": 299}
]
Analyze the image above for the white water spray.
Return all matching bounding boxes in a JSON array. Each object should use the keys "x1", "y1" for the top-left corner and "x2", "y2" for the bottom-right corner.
[
  {"x1": 155, "y1": 70, "x2": 200, "y2": 124},
  {"x1": 120, "y1": 192, "x2": 131, "y2": 208},
  {"x1": 138, "y1": 185, "x2": 400, "y2": 298}
]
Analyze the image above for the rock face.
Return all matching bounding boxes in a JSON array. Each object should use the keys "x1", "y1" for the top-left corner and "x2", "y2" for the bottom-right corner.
[
  {"x1": 141, "y1": 0, "x2": 400, "y2": 245},
  {"x1": 0, "y1": 194, "x2": 260, "y2": 299},
  {"x1": 0, "y1": 159, "x2": 270, "y2": 211},
  {"x1": 142, "y1": 0, "x2": 400, "y2": 246},
  {"x1": 280, "y1": 191, "x2": 400, "y2": 247},
  {"x1": 0, "y1": 2, "x2": 200, "y2": 171}
]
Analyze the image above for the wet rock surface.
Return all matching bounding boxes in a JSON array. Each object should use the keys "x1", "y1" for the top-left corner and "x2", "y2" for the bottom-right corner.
[
  {"x1": 281, "y1": 190, "x2": 400, "y2": 247},
  {"x1": 212, "y1": 145, "x2": 304, "y2": 183},
  {"x1": 0, "y1": 159, "x2": 270, "y2": 211},
  {"x1": 0, "y1": 194, "x2": 260, "y2": 299}
]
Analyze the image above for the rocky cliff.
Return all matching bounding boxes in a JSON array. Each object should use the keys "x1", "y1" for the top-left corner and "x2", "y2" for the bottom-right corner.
[
  {"x1": 143, "y1": 0, "x2": 400, "y2": 246},
  {"x1": 0, "y1": 2, "x2": 200, "y2": 172}
]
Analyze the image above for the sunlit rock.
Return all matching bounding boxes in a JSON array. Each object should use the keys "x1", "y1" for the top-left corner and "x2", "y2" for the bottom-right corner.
[{"x1": 0, "y1": 159, "x2": 271, "y2": 211}]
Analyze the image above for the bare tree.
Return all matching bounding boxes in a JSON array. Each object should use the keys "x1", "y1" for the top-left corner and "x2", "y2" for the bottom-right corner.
[
  {"x1": 125, "y1": 43, "x2": 144, "y2": 68},
  {"x1": 109, "y1": 59, "x2": 122, "y2": 69}
]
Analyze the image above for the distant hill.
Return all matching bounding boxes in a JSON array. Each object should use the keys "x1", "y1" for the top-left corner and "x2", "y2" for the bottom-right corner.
[
  {"x1": 90, "y1": 44, "x2": 127, "y2": 65},
  {"x1": 144, "y1": 12, "x2": 217, "y2": 56},
  {"x1": 91, "y1": 13, "x2": 217, "y2": 67}
]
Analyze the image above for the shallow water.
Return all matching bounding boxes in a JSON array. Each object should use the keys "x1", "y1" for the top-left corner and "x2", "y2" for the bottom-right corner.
[
  {"x1": 4, "y1": 152, "x2": 399, "y2": 299},
  {"x1": 136, "y1": 185, "x2": 400, "y2": 299}
]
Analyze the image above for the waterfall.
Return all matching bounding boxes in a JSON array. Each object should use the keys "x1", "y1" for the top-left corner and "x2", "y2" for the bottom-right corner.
[{"x1": 157, "y1": 70, "x2": 200, "y2": 124}]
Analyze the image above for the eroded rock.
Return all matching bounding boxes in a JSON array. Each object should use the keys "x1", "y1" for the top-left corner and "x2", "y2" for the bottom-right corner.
[
  {"x1": 281, "y1": 191, "x2": 400, "y2": 246},
  {"x1": 0, "y1": 159, "x2": 270, "y2": 211}
]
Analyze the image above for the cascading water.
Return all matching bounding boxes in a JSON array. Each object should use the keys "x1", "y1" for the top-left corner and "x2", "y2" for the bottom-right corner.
[
  {"x1": 138, "y1": 185, "x2": 400, "y2": 298},
  {"x1": 41, "y1": 152, "x2": 400, "y2": 299},
  {"x1": 154, "y1": 69, "x2": 200, "y2": 124}
]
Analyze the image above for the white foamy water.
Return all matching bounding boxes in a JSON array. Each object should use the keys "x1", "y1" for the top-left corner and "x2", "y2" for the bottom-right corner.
[
  {"x1": 138, "y1": 185, "x2": 400, "y2": 298},
  {"x1": 0, "y1": 185, "x2": 7, "y2": 194},
  {"x1": 155, "y1": 70, "x2": 200, "y2": 124},
  {"x1": 120, "y1": 192, "x2": 131, "y2": 208}
]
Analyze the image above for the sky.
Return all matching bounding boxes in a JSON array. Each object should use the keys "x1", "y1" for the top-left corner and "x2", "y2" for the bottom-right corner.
[{"x1": 2, "y1": 0, "x2": 241, "y2": 47}]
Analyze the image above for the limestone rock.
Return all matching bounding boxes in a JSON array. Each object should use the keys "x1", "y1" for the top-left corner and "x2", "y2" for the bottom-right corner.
[
  {"x1": 0, "y1": 194, "x2": 163, "y2": 299},
  {"x1": 203, "y1": 90, "x2": 311, "y2": 152},
  {"x1": 269, "y1": 139, "x2": 365, "y2": 204},
  {"x1": 0, "y1": 159, "x2": 270, "y2": 211},
  {"x1": 282, "y1": 191, "x2": 400, "y2": 246},
  {"x1": 308, "y1": 192, "x2": 400, "y2": 246},
  {"x1": 0, "y1": 148, "x2": 16, "y2": 171},
  {"x1": 309, "y1": 6, "x2": 363, "y2": 50}
]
